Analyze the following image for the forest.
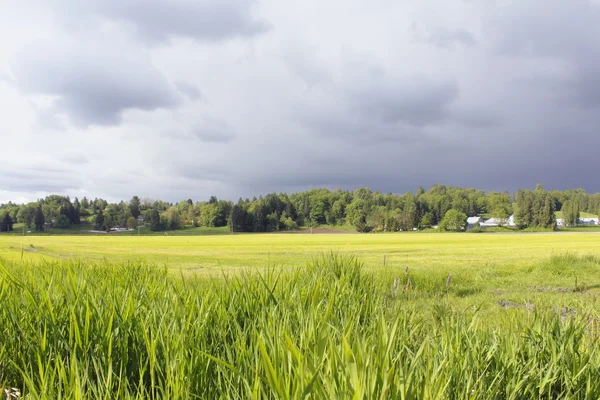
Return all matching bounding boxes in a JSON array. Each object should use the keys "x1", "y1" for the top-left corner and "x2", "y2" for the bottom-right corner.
[{"x1": 0, "y1": 184, "x2": 598, "y2": 233}]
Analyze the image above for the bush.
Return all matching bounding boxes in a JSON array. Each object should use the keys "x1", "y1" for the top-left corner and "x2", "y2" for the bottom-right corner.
[
  {"x1": 54, "y1": 214, "x2": 71, "y2": 229},
  {"x1": 126, "y1": 216, "x2": 138, "y2": 229}
]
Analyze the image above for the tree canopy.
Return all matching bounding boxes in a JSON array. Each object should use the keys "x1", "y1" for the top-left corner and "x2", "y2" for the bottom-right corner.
[{"x1": 1, "y1": 185, "x2": 598, "y2": 234}]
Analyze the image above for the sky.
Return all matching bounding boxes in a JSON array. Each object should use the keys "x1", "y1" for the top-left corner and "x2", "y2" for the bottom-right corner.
[{"x1": 1, "y1": 0, "x2": 600, "y2": 203}]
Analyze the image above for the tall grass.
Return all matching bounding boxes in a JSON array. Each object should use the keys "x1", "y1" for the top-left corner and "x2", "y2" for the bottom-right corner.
[{"x1": 1, "y1": 254, "x2": 599, "y2": 399}]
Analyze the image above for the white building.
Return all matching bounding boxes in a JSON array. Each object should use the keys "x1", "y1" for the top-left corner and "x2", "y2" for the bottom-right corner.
[
  {"x1": 480, "y1": 215, "x2": 516, "y2": 228},
  {"x1": 467, "y1": 216, "x2": 484, "y2": 229},
  {"x1": 557, "y1": 217, "x2": 599, "y2": 227}
]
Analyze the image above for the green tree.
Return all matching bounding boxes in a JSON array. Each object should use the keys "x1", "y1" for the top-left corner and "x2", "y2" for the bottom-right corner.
[
  {"x1": 17, "y1": 204, "x2": 36, "y2": 228},
  {"x1": 541, "y1": 193, "x2": 557, "y2": 229},
  {"x1": 148, "y1": 209, "x2": 164, "y2": 232},
  {"x1": 492, "y1": 205, "x2": 510, "y2": 227},
  {"x1": 54, "y1": 214, "x2": 71, "y2": 229},
  {"x1": 438, "y1": 210, "x2": 467, "y2": 232},
  {"x1": 126, "y1": 216, "x2": 138, "y2": 229},
  {"x1": 0, "y1": 213, "x2": 13, "y2": 232},
  {"x1": 34, "y1": 206, "x2": 45, "y2": 232},
  {"x1": 309, "y1": 199, "x2": 326, "y2": 226},
  {"x1": 400, "y1": 194, "x2": 418, "y2": 231},
  {"x1": 419, "y1": 212, "x2": 433, "y2": 230},
  {"x1": 129, "y1": 196, "x2": 141, "y2": 218},
  {"x1": 514, "y1": 189, "x2": 534, "y2": 229},
  {"x1": 346, "y1": 199, "x2": 370, "y2": 232},
  {"x1": 95, "y1": 210, "x2": 105, "y2": 230},
  {"x1": 230, "y1": 203, "x2": 249, "y2": 232},
  {"x1": 562, "y1": 199, "x2": 580, "y2": 226},
  {"x1": 162, "y1": 206, "x2": 181, "y2": 230},
  {"x1": 280, "y1": 214, "x2": 298, "y2": 230}
]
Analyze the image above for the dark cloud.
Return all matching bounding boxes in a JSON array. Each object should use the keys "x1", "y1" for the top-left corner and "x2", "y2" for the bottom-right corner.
[
  {"x1": 13, "y1": 37, "x2": 181, "y2": 127},
  {"x1": 174, "y1": 81, "x2": 202, "y2": 101},
  {"x1": 5, "y1": 0, "x2": 600, "y2": 202},
  {"x1": 485, "y1": 0, "x2": 600, "y2": 108},
  {"x1": 172, "y1": 163, "x2": 232, "y2": 182},
  {"x1": 347, "y1": 76, "x2": 459, "y2": 126},
  {"x1": 75, "y1": 0, "x2": 271, "y2": 44}
]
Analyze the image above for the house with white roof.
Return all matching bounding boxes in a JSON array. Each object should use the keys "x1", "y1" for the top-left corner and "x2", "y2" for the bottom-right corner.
[
  {"x1": 480, "y1": 215, "x2": 516, "y2": 228},
  {"x1": 557, "y1": 217, "x2": 598, "y2": 227},
  {"x1": 467, "y1": 216, "x2": 484, "y2": 229}
]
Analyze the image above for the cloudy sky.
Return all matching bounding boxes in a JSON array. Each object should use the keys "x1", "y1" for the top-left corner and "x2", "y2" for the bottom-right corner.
[{"x1": 1, "y1": 0, "x2": 600, "y2": 203}]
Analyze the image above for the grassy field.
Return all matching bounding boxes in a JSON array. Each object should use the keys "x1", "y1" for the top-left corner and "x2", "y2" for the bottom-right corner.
[
  {"x1": 2, "y1": 233, "x2": 600, "y2": 398},
  {"x1": 2, "y1": 231, "x2": 600, "y2": 270},
  {"x1": 555, "y1": 210, "x2": 598, "y2": 219}
]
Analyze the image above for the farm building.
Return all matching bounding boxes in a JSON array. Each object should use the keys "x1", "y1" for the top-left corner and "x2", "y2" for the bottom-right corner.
[
  {"x1": 467, "y1": 216, "x2": 484, "y2": 229},
  {"x1": 557, "y1": 217, "x2": 598, "y2": 227},
  {"x1": 480, "y1": 215, "x2": 516, "y2": 228}
]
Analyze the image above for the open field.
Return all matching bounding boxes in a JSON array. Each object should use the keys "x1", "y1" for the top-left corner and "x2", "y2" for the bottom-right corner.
[
  {"x1": 1, "y1": 231, "x2": 600, "y2": 270},
  {"x1": 555, "y1": 210, "x2": 598, "y2": 219},
  {"x1": 2, "y1": 233, "x2": 600, "y2": 398}
]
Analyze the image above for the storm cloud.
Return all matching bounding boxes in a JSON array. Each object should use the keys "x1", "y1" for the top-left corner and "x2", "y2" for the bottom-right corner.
[{"x1": 1, "y1": 0, "x2": 600, "y2": 203}]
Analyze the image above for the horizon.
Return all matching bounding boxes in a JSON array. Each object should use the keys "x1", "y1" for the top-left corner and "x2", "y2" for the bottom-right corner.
[{"x1": 1, "y1": 183, "x2": 598, "y2": 207}]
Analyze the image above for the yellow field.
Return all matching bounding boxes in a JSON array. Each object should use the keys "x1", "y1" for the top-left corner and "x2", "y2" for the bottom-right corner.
[{"x1": 1, "y1": 232, "x2": 599, "y2": 273}]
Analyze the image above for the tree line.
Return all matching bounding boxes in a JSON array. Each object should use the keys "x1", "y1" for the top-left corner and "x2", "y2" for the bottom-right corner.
[{"x1": 1, "y1": 185, "x2": 599, "y2": 233}]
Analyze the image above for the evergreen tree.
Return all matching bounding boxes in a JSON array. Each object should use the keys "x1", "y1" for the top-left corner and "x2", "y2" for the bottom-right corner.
[
  {"x1": 129, "y1": 196, "x2": 141, "y2": 218},
  {"x1": 34, "y1": 206, "x2": 45, "y2": 232},
  {"x1": 252, "y1": 203, "x2": 268, "y2": 232},
  {"x1": 73, "y1": 198, "x2": 81, "y2": 224},
  {"x1": 148, "y1": 209, "x2": 163, "y2": 231},
  {"x1": 95, "y1": 210, "x2": 105, "y2": 230},
  {"x1": 230, "y1": 204, "x2": 248, "y2": 232},
  {"x1": 0, "y1": 213, "x2": 13, "y2": 232},
  {"x1": 541, "y1": 193, "x2": 557, "y2": 229}
]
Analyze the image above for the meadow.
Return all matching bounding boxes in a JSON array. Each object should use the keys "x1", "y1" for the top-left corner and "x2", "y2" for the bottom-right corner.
[{"x1": 1, "y1": 232, "x2": 600, "y2": 398}]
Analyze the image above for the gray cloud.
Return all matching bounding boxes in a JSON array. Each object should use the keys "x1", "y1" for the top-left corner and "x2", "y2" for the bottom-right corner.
[
  {"x1": 3, "y1": 0, "x2": 600, "y2": 203},
  {"x1": 174, "y1": 81, "x2": 202, "y2": 101},
  {"x1": 0, "y1": 166, "x2": 82, "y2": 194},
  {"x1": 347, "y1": 76, "x2": 459, "y2": 126},
  {"x1": 72, "y1": 0, "x2": 271, "y2": 44},
  {"x1": 485, "y1": 0, "x2": 600, "y2": 108},
  {"x1": 191, "y1": 119, "x2": 236, "y2": 143},
  {"x1": 13, "y1": 36, "x2": 181, "y2": 127},
  {"x1": 410, "y1": 24, "x2": 477, "y2": 48},
  {"x1": 160, "y1": 120, "x2": 236, "y2": 143},
  {"x1": 61, "y1": 152, "x2": 90, "y2": 165}
]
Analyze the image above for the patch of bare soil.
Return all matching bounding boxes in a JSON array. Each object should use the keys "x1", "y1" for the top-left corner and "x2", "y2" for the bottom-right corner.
[{"x1": 497, "y1": 300, "x2": 535, "y2": 311}]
